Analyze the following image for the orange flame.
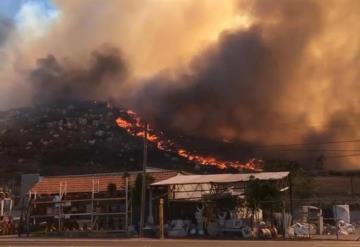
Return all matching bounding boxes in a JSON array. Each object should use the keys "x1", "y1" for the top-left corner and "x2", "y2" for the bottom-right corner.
[{"x1": 116, "y1": 110, "x2": 261, "y2": 171}]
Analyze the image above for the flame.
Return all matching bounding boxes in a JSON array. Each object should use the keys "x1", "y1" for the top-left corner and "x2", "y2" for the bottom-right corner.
[{"x1": 116, "y1": 110, "x2": 261, "y2": 171}]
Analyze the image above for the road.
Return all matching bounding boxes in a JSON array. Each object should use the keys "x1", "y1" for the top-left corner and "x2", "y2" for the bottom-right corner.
[{"x1": 0, "y1": 239, "x2": 359, "y2": 247}]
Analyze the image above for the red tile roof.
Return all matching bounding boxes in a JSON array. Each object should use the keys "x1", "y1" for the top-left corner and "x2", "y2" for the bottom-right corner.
[{"x1": 29, "y1": 171, "x2": 178, "y2": 195}]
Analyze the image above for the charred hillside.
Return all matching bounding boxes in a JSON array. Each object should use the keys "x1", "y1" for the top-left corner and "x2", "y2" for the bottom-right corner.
[{"x1": 0, "y1": 101, "x2": 203, "y2": 177}]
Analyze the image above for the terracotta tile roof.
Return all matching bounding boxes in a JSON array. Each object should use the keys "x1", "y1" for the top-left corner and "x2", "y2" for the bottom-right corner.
[{"x1": 29, "y1": 171, "x2": 178, "y2": 195}]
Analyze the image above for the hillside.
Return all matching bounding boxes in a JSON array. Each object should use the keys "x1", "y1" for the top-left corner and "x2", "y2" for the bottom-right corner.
[{"x1": 0, "y1": 101, "x2": 200, "y2": 177}]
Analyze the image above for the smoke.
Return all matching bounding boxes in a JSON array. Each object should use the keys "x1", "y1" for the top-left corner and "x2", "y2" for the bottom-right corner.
[
  {"x1": 0, "y1": 0, "x2": 360, "y2": 169},
  {"x1": 30, "y1": 46, "x2": 127, "y2": 104},
  {"x1": 0, "y1": 16, "x2": 13, "y2": 47},
  {"x1": 133, "y1": 0, "x2": 360, "y2": 169},
  {"x1": 0, "y1": 14, "x2": 15, "y2": 69},
  {"x1": 0, "y1": 0, "x2": 240, "y2": 109},
  {"x1": 137, "y1": 0, "x2": 322, "y2": 138},
  {"x1": 20, "y1": 0, "x2": 241, "y2": 77}
]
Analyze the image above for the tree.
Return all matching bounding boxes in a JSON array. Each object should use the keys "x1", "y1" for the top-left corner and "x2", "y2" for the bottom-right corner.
[
  {"x1": 263, "y1": 159, "x2": 314, "y2": 199},
  {"x1": 205, "y1": 193, "x2": 242, "y2": 212},
  {"x1": 244, "y1": 176, "x2": 281, "y2": 224}
]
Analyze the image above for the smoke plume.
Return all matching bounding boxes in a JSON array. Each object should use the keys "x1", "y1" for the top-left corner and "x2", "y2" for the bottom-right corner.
[
  {"x1": 0, "y1": 0, "x2": 360, "y2": 169},
  {"x1": 137, "y1": 0, "x2": 323, "y2": 137},
  {"x1": 30, "y1": 46, "x2": 127, "y2": 104},
  {"x1": 0, "y1": 16, "x2": 12, "y2": 47},
  {"x1": 134, "y1": 0, "x2": 360, "y2": 169}
]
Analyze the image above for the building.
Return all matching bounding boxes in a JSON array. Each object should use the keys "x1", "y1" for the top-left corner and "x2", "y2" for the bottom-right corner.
[
  {"x1": 150, "y1": 172, "x2": 290, "y2": 226},
  {"x1": 23, "y1": 170, "x2": 290, "y2": 235},
  {"x1": 151, "y1": 171, "x2": 290, "y2": 200},
  {"x1": 25, "y1": 168, "x2": 178, "y2": 233}
]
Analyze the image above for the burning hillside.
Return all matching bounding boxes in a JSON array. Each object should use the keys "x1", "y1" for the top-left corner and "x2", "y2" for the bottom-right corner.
[
  {"x1": 0, "y1": 101, "x2": 260, "y2": 177},
  {"x1": 116, "y1": 110, "x2": 261, "y2": 171}
]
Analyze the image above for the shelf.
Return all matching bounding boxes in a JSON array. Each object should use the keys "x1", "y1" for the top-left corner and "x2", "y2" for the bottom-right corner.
[{"x1": 33, "y1": 197, "x2": 126, "y2": 204}]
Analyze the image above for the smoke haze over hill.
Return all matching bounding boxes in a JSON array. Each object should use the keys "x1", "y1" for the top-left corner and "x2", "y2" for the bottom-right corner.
[{"x1": 0, "y1": 0, "x2": 360, "y2": 168}]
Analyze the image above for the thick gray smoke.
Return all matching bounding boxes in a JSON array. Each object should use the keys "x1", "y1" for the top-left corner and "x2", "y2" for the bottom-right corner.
[
  {"x1": 0, "y1": 17, "x2": 12, "y2": 46},
  {"x1": 30, "y1": 46, "x2": 127, "y2": 104},
  {"x1": 136, "y1": 0, "x2": 322, "y2": 139},
  {"x1": 133, "y1": 0, "x2": 360, "y2": 169},
  {"x1": 0, "y1": 16, "x2": 13, "y2": 64},
  {"x1": 2, "y1": 0, "x2": 359, "y2": 169}
]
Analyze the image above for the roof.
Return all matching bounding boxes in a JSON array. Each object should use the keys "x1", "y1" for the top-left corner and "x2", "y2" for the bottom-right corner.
[
  {"x1": 151, "y1": 171, "x2": 289, "y2": 186},
  {"x1": 29, "y1": 170, "x2": 178, "y2": 195}
]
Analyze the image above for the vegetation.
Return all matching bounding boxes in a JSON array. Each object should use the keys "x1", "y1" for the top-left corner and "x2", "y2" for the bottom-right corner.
[
  {"x1": 263, "y1": 159, "x2": 314, "y2": 199},
  {"x1": 205, "y1": 193, "x2": 242, "y2": 212},
  {"x1": 244, "y1": 175, "x2": 281, "y2": 224}
]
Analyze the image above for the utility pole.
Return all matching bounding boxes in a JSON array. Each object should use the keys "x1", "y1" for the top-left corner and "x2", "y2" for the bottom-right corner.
[
  {"x1": 159, "y1": 198, "x2": 164, "y2": 239},
  {"x1": 139, "y1": 122, "x2": 148, "y2": 237},
  {"x1": 289, "y1": 173, "x2": 293, "y2": 223}
]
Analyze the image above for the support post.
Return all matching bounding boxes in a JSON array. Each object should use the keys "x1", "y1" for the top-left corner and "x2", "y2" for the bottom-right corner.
[
  {"x1": 282, "y1": 200, "x2": 286, "y2": 239},
  {"x1": 334, "y1": 206, "x2": 339, "y2": 240},
  {"x1": 58, "y1": 203, "x2": 61, "y2": 232},
  {"x1": 125, "y1": 176, "x2": 129, "y2": 233},
  {"x1": 307, "y1": 206, "x2": 310, "y2": 239},
  {"x1": 91, "y1": 179, "x2": 95, "y2": 231},
  {"x1": 19, "y1": 197, "x2": 25, "y2": 237},
  {"x1": 139, "y1": 122, "x2": 148, "y2": 237},
  {"x1": 350, "y1": 175, "x2": 354, "y2": 198},
  {"x1": 288, "y1": 174, "x2": 293, "y2": 224},
  {"x1": 148, "y1": 188, "x2": 154, "y2": 225},
  {"x1": 159, "y1": 198, "x2": 164, "y2": 239},
  {"x1": 58, "y1": 184, "x2": 61, "y2": 232},
  {"x1": 9, "y1": 199, "x2": 13, "y2": 215},
  {"x1": 25, "y1": 195, "x2": 32, "y2": 237},
  {"x1": 130, "y1": 197, "x2": 133, "y2": 225},
  {"x1": 0, "y1": 200, "x2": 4, "y2": 217}
]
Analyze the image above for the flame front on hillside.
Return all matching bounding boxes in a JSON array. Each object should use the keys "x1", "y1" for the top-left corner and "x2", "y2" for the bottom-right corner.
[{"x1": 116, "y1": 110, "x2": 261, "y2": 171}]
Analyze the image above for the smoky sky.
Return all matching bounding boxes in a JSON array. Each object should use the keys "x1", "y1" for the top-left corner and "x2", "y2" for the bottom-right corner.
[
  {"x1": 136, "y1": 0, "x2": 323, "y2": 140},
  {"x1": 30, "y1": 46, "x2": 127, "y2": 104},
  {"x1": 3, "y1": 0, "x2": 360, "y2": 169},
  {"x1": 133, "y1": 0, "x2": 360, "y2": 169},
  {"x1": 0, "y1": 16, "x2": 13, "y2": 46}
]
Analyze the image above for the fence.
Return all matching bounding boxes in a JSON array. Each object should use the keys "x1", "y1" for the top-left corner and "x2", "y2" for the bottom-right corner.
[{"x1": 259, "y1": 198, "x2": 360, "y2": 241}]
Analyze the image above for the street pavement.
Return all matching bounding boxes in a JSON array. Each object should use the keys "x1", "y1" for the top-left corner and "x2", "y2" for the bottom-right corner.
[{"x1": 0, "y1": 239, "x2": 359, "y2": 247}]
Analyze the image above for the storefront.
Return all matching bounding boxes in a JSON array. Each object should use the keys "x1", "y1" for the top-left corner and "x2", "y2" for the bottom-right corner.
[{"x1": 150, "y1": 172, "x2": 290, "y2": 238}]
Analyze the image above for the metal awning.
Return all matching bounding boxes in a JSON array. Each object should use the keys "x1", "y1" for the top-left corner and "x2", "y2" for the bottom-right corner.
[{"x1": 150, "y1": 171, "x2": 289, "y2": 186}]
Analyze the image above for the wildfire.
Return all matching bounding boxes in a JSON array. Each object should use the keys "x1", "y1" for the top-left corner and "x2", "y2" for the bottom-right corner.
[{"x1": 116, "y1": 110, "x2": 261, "y2": 171}]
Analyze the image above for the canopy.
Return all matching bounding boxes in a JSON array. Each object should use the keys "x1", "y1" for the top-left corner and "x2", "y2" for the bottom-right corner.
[{"x1": 151, "y1": 171, "x2": 289, "y2": 186}]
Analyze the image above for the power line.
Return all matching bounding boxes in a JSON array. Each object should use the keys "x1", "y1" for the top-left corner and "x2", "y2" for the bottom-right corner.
[
  {"x1": 274, "y1": 122, "x2": 360, "y2": 128},
  {"x1": 275, "y1": 149, "x2": 360, "y2": 152},
  {"x1": 254, "y1": 139, "x2": 360, "y2": 149},
  {"x1": 325, "y1": 153, "x2": 360, "y2": 159}
]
